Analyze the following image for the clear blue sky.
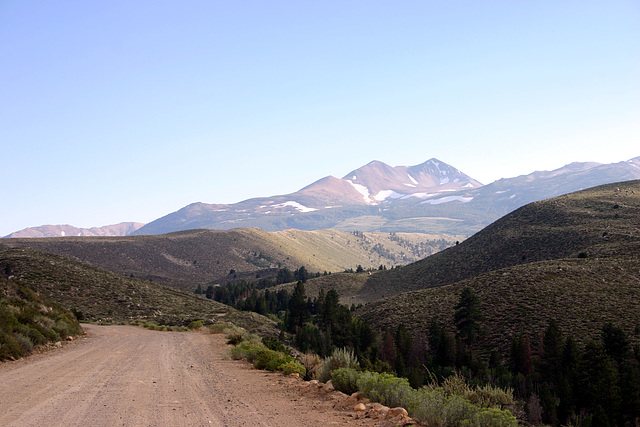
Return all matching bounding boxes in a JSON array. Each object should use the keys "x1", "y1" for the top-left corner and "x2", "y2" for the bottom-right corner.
[{"x1": 1, "y1": 1, "x2": 638, "y2": 236}]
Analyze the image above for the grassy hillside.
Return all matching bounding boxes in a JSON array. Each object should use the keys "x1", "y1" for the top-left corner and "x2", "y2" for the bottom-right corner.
[
  {"x1": 1, "y1": 228, "x2": 460, "y2": 292},
  {"x1": 358, "y1": 256, "x2": 640, "y2": 356},
  {"x1": 362, "y1": 180, "x2": 640, "y2": 301},
  {"x1": 0, "y1": 247, "x2": 276, "y2": 335},
  {"x1": 356, "y1": 180, "x2": 640, "y2": 354}
]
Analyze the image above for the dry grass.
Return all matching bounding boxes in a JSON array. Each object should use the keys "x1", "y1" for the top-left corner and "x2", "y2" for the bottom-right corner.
[{"x1": 0, "y1": 228, "x2": 458, "y2": 292}]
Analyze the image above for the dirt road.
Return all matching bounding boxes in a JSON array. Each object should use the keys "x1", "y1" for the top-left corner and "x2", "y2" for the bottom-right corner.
[{"x1": 0, "y1": 324, "x2": 376, "y2": 427}]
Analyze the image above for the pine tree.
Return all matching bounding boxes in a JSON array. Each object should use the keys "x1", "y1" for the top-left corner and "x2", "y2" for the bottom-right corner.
[
  {"x1": 542, "y1": 318, "x2": 564, "y2": 385},
  {"x1": 454, "y1": 287, "x2": 483, "y2": 345},
  {"x1": 286, "y1": 281, "x2": 309, "y2": 333},
  {"x1": 601, "y1": 322, "x2": 631, "y2": 366},
  {"x1": 394, "y1": 323, "x2": 412, "y2": 376},
  {"x1": 205, "y1": 285, "x2": 215, "y2": 299},
  {"x1": 578, "y1": 341, "x2": 620, "y2": 423}
]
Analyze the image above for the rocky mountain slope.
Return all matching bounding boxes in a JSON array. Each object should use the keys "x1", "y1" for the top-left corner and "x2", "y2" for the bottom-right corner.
[{"x1": 134, "y1": 157, "x2": 640, "y2": 236}]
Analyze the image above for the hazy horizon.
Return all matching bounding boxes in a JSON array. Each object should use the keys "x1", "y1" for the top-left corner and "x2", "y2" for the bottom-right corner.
[{"x1": 1, "y1": 1, "x2": 638, "y2": 236}]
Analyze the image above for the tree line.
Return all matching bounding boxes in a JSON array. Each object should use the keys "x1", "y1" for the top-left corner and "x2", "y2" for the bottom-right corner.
[{"x1": 206, "y1": 276, "x2": 640, "y2": 426}]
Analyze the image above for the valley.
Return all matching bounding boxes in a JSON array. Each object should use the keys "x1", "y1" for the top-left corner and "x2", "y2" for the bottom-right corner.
[
  {"x1": 2, "y1": 173, "x2": 640, "y2": 426},
  {"x1": 0, "y1": 228, "x2": 460, "y2": 292}
]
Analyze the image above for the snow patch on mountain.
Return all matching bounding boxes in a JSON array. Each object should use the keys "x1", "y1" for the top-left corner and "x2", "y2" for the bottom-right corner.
[
  {"x1": 347, "y1": 180, "x2": 374, "y2": 204},
  {"x1": 374, "y1": 190, "x2": 404, "y2": 202},
  {"x1": 421, "y1": 196, "x2": 473, "y2": 205},
  {"x1": 271, "y1": 201, "x2": 318, "y2": 213},
  {"x1": 408, "y1": 174, "x2": 418, "y2": 185}
]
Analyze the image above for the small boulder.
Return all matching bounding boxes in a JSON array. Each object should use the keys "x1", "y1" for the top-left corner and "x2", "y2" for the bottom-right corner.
[
  {"x1": 353, "y1": 403, "x2": 367, "y2": 412},
  {"x1": 386, "y1": 407, "x2": 409, "y2": 419}
]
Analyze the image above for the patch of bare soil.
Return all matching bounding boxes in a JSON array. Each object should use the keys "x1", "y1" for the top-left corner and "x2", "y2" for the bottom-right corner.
[{"x1": 0, "y1": 324, "x2": 406, "y2": 426}]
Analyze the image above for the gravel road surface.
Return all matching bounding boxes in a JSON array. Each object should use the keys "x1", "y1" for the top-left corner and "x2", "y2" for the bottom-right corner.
[{"x1": 0, "y1": 324, "x2": 376, "y2": 426}]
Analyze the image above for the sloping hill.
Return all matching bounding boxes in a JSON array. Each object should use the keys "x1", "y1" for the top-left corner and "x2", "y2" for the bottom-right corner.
[
  {"x1": 1, "y1": 229, "x2": 459, "y2": 291},
  {"x1": 356, "y1": 180, "x2": 640, "y2": 354},
  {"x1": 362, "y1": 180, "x2": 640, "y2": 301},
  {"x1": 358, "y1": 256, "x2": 640, "y2": 356},
  {"x1": 0, "y1": 247, "x2": 276, "y2": 334}
]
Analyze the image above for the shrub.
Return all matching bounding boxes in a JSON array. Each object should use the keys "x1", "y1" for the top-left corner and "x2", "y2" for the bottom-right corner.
[
  {"x1": 13, "y1": 333, "x2": 34, "y2": 353},
  {"x1": 300, "y1": 352, "x2": 323, "y2": 380},
  {"x1": 253, "y1": 349, "x2": 274, "y2": 369},
  {"x1": 254, "y1": 349, "x2": 293, "y2": 371},
  {"x1": 224, "y1": 326, "x2": 262, "y2": 346},
  {"x1": 188, "y1": 320, "x2": 204, "y2": 330},
  {"x1": 319, "y1": 347, "x2": 359, "y2": 382},
  {"x1": 465, "y1": 383, "x2": 514, "y2": 409},
  {"x1": 209, "y1": 323, "x2": 227, "y2": 334},
  {"x1": 324, "y1": 368, "x2": 518, "y2": 427},
  {"x1": 226, "y1": 329, "x2": 245, "y2": 345},
  {"x1": 262, "y1": 336, "x2": 290, "y2": 354},
  {"x1": 331, "y1": 367, "x2": 361, "y2": 395},
  {"x1": 473, "y1": 407, "x2": 519, "y2": 426},
  {"x1": 52, "y1": 318, "x2": 75, "y2": 338},
  {"x1": 0, "y1": 332, "x2": 24, "y2": 360},
  {"x1": 230, "y1": 342, "x2": 265, "y2": 362},
  {"x1": 16, "y1": 324, "x2": 47, "y2": 346},
  {"x1": 357, "y1": 371, "x2": 413, "y2": 409},
  {"x1": 280, "y1": 361, "x2": 306, "y2": 376},
  {"x1": 440, "y1": 373, "x2": 471, "y2": 396}
]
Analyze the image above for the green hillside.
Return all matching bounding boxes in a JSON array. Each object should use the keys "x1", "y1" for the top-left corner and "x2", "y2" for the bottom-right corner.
[
  {"x1": 361, "y1": 180, "x2": 640, "y2": 301},
  {"x1": 1, "y1": 278, "x2": 83, "y2": 360},
  {"x1": 1, "y1": 228, "x2": 460, "y2": 292},
  {"x1": 0, "y1": 247, "x2": 276, "y2": 335}
]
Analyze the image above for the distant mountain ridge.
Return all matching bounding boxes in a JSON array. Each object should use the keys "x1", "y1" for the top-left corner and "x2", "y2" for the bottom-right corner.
[
  {"x1": 134, "y1": 156, "x2": 640, "y2": 236},
  {"x1": 4, "y1": 222, "x2": 145, "y2": 238},
  {"x1": 5, "y1": 156, "x2": 640, "y2": 237}
]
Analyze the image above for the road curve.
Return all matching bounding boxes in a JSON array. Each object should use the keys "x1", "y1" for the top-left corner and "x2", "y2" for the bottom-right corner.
[{"x1": 0, "y1": 324, "x2": 369, "y2": 427}]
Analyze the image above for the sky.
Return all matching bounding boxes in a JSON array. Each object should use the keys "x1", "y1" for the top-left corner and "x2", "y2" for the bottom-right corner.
[{"x1": 1, "y1": 1, "x2": 639, "y2": 236}]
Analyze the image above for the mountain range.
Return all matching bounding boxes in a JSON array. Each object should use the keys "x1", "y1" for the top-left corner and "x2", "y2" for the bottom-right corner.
[
  {"x1": 4, "y1": 222, "x2": 144, "y2": 239},
  {"x1": 135, "y1": 156, "x2": 640, "y2": 236},
  {"x1": 5, "y1": 156, "x2": 640, "y2": 238}
]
